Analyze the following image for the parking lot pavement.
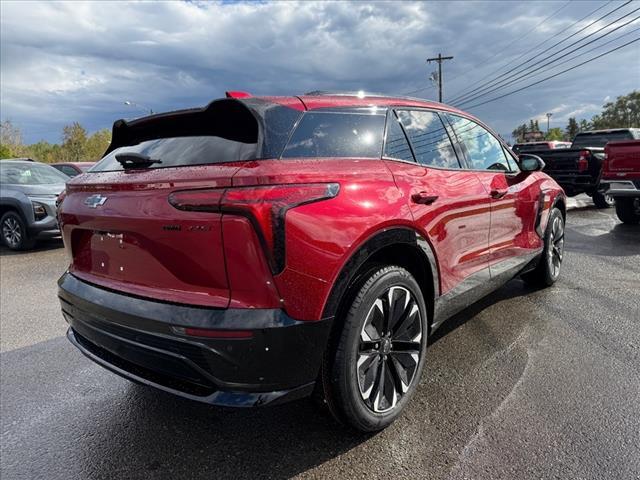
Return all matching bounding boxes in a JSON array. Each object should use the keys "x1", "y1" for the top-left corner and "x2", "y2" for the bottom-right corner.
[{"x1": 1, "y1": 203, "x2": 639, "y2": 479}]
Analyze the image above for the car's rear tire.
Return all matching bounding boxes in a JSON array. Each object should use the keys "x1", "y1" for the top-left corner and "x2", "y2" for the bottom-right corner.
[
  {"x1": 592, "y1": 192, "x2": 615, "y2": 208},
  {"x1": 615, "y1": 197, "x2": 640, "y2": 224},
  {"x1": 522, "y1": 207, "x2": 564, "y2": 288},
  {"x1": 323, "y1": 265, "x2": 428, "y2": 432},
  {"x1": 1, "y1": 211, "x2": 35, "y2": 250}
]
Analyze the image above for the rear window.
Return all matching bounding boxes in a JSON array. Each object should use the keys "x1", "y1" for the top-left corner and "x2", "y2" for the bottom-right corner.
[
  {"x1": 1, "y1": 162, "x2": 69, "y2": 185},
  {"x1": 91, "y1": 99, "x2": 260, "y2": 172},
  {"x1": 91, "y1": 136, "x2": 257, "y2": 172},
  {"x1": 282, "y1": 112, "x2": 385, "y2": 158},
  {"x1": 572, "y1": 131, "x2": 634, "y2": 148},
  {"x1": 514, "y1": 143, "x2": 550, "y2": 153}
]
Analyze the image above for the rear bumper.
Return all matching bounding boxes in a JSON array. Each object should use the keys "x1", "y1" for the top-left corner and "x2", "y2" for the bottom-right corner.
[
  {"x1": 545, "y1": 171, "x2": 598, "y2": 196},
  {"x1": 598, "y1": 179, "x2": 640, "y2": 198},
  {"x1": 58, "y1": 273, "x2": 332, "y2": 407}
]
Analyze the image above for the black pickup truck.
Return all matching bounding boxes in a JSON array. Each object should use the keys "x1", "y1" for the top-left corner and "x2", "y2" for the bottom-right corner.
[{"x1": 521, "y1": 128, "x2": 640, "y2": 208}]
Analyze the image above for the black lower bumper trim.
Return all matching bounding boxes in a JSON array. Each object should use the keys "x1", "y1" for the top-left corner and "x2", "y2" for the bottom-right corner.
[{"x1": 59, "y1": 272, "x2": 331, "y2": 407}]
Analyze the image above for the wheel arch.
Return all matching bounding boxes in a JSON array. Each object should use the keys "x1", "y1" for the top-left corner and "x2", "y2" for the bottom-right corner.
[{"x1": 321, "y1": 227, "x2": 439, "y2": 335}]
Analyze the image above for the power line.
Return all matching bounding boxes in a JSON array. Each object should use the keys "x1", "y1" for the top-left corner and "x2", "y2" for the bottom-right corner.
[
  {"x1": 443, "y1": 0, "x2": 576, "y2": 91},
  {"x1": 458, "y1": 24, "x2": 640, "y2": 101},
  {"x1": 402, "y1": 0, "x2": 574, "y2": 96},
  {"x1": 462, "y1": 37, "x2": 640, "y2": 110},
  {"x1": 447, "y1": 0, "x2": 613, "y2": 102},
  {"x1": 426, "y1": 53, "x2": 454, "y2": 102},
  {"x1": 455, "y1": 11, "x2": 640, "y2": 107},
  {"x1": 450, "y1": 0, "x2": 631, "y2": 104}
]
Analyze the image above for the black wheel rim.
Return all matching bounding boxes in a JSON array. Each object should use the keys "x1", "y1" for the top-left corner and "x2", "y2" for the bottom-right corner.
[
  {"x1": 357, "y1": 286, "x2": 422, "y2": 413},
  {"x1": 548, "y1": 215, "x2": 564, "y2": 279},
  {"x1": 2, "y1": 217, "x2": 22, "y2": 247}
]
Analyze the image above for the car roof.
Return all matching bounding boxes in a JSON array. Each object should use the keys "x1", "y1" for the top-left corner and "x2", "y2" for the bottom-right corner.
[
  {"x1": 576, "y1": 128, "x2": 640, "y2": 134},
  {"x1": 0, "y1": 159, "x2": 42, "y2": 165},
  {"x1": 287, "y1": 92, "x2": 468, "y2": 115},
  {"x1": 52, "y1": 162, "x2": 96, "y2": 166}
]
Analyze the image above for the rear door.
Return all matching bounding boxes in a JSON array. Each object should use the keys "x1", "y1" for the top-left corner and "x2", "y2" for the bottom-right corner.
[
  {"x1": 383, "y1": 109, "x2": 492, "y2": 295},
  {"x1": 444, "y1": 113, "x2": 542, "y2": 277}
]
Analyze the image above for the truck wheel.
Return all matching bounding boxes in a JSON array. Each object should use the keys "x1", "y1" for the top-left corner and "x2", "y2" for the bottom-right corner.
[
  {"x1": 1, "y1": 211, "x2": 35, "y2": 250},
  {"x1": 615, "y1": 198, "x2": 640, "y2": 224},
  {"x1": 325, "y1": 265, "x2": 428, "y2": 432},
  {"x1": 592, "y1": 192, "x2": 615, "y2": 209},
  {"x1": 522, "y1": 208, "x2": 564, "y2": 288}
]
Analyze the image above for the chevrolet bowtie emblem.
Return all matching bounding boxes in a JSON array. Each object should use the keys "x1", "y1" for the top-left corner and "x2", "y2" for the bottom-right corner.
[{"x1": 84, "y1": 194, "x2": 108, "y2": 208}]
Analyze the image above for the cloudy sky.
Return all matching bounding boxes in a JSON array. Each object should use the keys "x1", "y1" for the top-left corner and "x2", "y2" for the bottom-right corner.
[{"x1": 1, "y1": 0, "x2": 638, "y2": 144}]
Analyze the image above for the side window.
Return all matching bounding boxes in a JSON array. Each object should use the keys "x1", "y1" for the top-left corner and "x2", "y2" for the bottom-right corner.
[
  {"x1": 446, "y1": 114, "x2": 512, "y2": 171},
  {"x1": 383, "y1": 112, "x2": 415, "y2": 162},
  {"x1": 282, "y1": 112, "x2": 385, "y2": 158},
  {"x1": 61, "y1": 166, "x2": 78, "y2": 177},
  {"x1": 502, "y1": 146, "x2": 520, "y2": 172},
  {"x1": 396, "y1": 110, "x2": 460, "y2": 169}
]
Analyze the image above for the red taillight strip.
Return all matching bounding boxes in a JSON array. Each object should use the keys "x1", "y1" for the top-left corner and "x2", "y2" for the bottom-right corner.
[
  {"x1": 173, "y1": 326, "x2": 253, "y2": 339},
  {"x1": 168, "y1": 183, "x2": 340, "y2": 274}
]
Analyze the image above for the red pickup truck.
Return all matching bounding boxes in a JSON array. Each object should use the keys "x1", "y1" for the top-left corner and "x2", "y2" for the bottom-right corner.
[{"x1": 600, "y1": 140, "x2": 640, "y2": 224}]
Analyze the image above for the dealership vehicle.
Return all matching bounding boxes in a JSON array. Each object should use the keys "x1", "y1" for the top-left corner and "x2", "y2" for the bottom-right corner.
[
  {"x1": 599, "y1": 139, "x2": 640, "y2": 224},
  {"x1": 525, "y1": 128, "x2": 640, "y2": 208},
  {"x1": 51, "y1": 162, "x2": 96, "y2": 177},
  {"x1": 511, "y1": 141, "x2": 571, "y2": 154},
  {"x1": 0, "y1": 160, "x2": 67, "y2": 250},
  {"x1": 57, "y1": 92, "x2": 566, "y2": 431}
]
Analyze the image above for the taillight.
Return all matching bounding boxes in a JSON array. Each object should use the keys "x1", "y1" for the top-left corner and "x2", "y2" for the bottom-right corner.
[
  {"x1": 577, "y1": 150, "x2": 589, "y2": 172},
  {"x1": 169, "y1": 183, "x2": 340, "y2": 272}
]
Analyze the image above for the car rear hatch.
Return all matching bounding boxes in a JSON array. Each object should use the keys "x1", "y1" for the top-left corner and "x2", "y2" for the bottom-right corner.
[{"x1": 59, "y1": 97, "x2": 303, "y2": 308}]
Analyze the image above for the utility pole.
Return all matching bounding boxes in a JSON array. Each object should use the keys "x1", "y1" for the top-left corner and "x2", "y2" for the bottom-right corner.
[
  {"x1": 427, "y1": 53, "x2": 454, "y2": 103},
  {"x1": 546, "y1": 113, "x2": 553, "y2": 133}
]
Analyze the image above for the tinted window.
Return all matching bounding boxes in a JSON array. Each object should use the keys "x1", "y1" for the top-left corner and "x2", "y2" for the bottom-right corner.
[
  {"x1": 91, "y1": 136, "x2": 258, "y2": 172},
  {"x1": 447, "y1": 114, "x2": 511, "y2": 171},
  {"x1": 282, "y1": 112, "x2": 385, "y2": 158},
  {"x1": 514, "y1": 143, "x2": 551, "y2": 153},
  {"x1": 384, "y1": 112, "x2": 414, "y2": 162},
  {"x1": 0, "y1": 162, "x2": 69, "y2": 185},
  {"x1": 59, "y1": 165, "x2": 79, "y2": 177},
  {"x1": 396, "y1": 110, "x2": 460, "y2": 169},
  {"x1": 571, "y1": 131, "x2": 634, "y2": 148}
]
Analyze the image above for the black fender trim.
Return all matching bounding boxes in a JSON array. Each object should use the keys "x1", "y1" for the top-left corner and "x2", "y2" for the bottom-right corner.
[{"x1": 320, "y1": 227, "x2": 439, "y2": 322}]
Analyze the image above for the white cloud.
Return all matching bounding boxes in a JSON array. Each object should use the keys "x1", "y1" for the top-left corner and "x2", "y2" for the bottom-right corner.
[{"x1": 1, "y1": 0, "x2": 638, "y2": 142}]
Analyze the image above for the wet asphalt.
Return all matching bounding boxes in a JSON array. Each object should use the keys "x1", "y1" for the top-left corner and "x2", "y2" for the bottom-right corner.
[{"x1": 1, "y1": 200, "x2": 639, "y2": 479}]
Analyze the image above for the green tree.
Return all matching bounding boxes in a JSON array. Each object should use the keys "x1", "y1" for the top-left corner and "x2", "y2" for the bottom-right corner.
[
  {"x1": 591, "y1": 91, "x2": 639, "y2": 129},
  {"x1": 0, "y1": 143, "x2": 13, "y2": 159},
  {"x1": 579, "y1": 119, "x2": 591, "y2": 132},
  {"x1": 545, "y1": 128, "x2": 564, "y2": 141},
  {"x1": 566, "y1": 117, "x2": 579, "y2": 141},
  {"x1": 534, "y1": 120, "x2": 540, "y2": 132},
  {"x1": 84, "y1": 129, "x2": 111, "y2": 160},
  {"x1": 62, "y1": 122, "x2": 87, "y2": 161}
]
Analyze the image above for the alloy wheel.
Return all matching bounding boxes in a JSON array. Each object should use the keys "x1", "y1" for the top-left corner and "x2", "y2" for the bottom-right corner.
[
  {"x1": 548, "y1": 215, "x2": 564, "y2": 279},
  {"x1": 357, "y1": 286, "x2": 422, "y2": 413},
  {"x1": 2, "y1": 217, "x2": 22, "y2": 248}
]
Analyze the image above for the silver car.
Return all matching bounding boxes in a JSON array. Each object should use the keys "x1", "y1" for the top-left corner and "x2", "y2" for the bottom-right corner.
[{"x1": 0, "y1": 160, "x2": 68, "y2": 250}]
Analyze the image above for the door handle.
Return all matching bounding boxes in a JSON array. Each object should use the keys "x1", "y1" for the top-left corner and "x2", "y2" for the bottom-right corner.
[
  {"x1": 490, "y1": 189, "x2": 508, "y2": 199},
  {"x1": 411, "y1": 192, "x2": 439, "y2": 205}
]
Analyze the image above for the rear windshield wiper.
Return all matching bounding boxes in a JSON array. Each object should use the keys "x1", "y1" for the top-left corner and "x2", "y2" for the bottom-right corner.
[{"x1": 115, "y1": 152, "x2": 162, "y2": 169}]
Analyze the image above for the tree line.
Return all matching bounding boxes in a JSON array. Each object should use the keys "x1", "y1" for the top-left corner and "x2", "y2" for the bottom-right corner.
[
  {"x1": 0, "y1": 121, "x2": 111, "y2": 163},
  {"x1": 513, "y1": 90, "x2": 639, "y2": 143}
]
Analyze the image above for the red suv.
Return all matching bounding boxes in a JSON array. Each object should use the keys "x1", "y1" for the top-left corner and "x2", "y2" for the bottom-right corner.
[{"x1": 57, "y1": 92, "x2": 566, "y2": 431}]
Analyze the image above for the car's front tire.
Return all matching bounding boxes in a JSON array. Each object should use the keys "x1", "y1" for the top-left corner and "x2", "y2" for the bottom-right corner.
[
  {"x1": 326, "y1": 265, "x2": 428, "y2": 432},
  {"x1": 522, "y1": 207, "x2": 565, "y2": 287},
  {"x1": 615, "y1": 197, "x2": 640, "y2": 224},
  {"x1": 1, "y1": 211, "x2": 35, "y2": 250},
  {"x1": 592, "y1": 191, "x2": 615, "y2": 209}
]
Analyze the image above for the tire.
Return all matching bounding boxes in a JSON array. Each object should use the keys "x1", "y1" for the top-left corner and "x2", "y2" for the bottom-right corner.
[
  {"x1": 592, "y1": 191, "x2": 615, "y2": 209},
  {"x1": 325, "y1": 265, "x2": 429, "y2": 432},
  {"x1": 1, "y1": 211, "x2": 35, "y2": 250},
  {"x1": 615, "y1": 197, "x2": 640, "y2": 224},
  {"x1": 522, "y1": 207, "x2": 565, "y2": 288}
]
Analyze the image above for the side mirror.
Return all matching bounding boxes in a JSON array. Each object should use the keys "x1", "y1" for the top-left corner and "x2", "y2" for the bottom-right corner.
[{"x1": 518, "y1": 154, "x2": 545, "y2": 172}]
